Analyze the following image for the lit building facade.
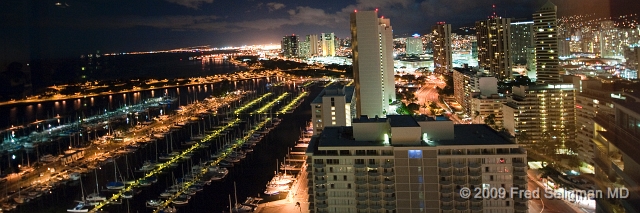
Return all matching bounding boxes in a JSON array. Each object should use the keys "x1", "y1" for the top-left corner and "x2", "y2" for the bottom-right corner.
[
  {"x1": 321, "y1": 33, "x2": 337, "y2": 57},
  {"x1": 502, "y1": 84, "x2": 577, "y2": 146},
  {"x1": 281, "y1": 35, "x2": 299, "y2": 58},
  {"x1": 533, "y1": 1, "x2": 562, "y2": 83},
  {"x1": 575, "y1": 80, "x2": 616, "y2": 167},
  {"x1": 476, "y1": 17, "x2": 512, "y2": 81},
  {"x1": 311, "y1": 84, "x2": 356, "y2": 135},
  {"x1": 406, "y1": 36, "x2": 423, "y2": 56},
  {"x1": 299, "y1": 41, "x2": 311, "y2": 58},
  {"x1": 453, "y1": 69, "x2": 499, "y2": 117},
  {"x1": 350, "y1": 10, "x2": 395, "y2": 118},
  {"x1": 432, "y1": 22, "x2": 452, "y2": 75},
  {"x1": 308, "y1": 34, "x2": 320, "y2": 57},
  {"x1": 591, "y1": 92, "x2": 640, "y2": 213},
  {"x1": 306, "y1": 115, "x2": 528, "y2": 213},
  {"x1": 510, "y1": 21, "x2": 533, "y2": 66}
]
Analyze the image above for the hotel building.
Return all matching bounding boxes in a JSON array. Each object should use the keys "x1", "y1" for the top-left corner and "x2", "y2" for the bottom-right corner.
[
  {"x1": 306, "y1": 115, "x2": 528, "y2": 213},
  {"x1": 311, "y1": 84, "x2": 356, "y2": 135},
  {"x1": 350, "y1": 10, "x2": 395, "y2": 118}
]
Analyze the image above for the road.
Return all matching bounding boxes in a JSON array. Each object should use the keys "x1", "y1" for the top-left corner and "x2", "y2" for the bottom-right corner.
[
  {"x1": 527, "y1": 171, "x2": 596, "y2": 213},
  {"x1": 412, "y1": 78, "x2": 464, "y2": 124}
]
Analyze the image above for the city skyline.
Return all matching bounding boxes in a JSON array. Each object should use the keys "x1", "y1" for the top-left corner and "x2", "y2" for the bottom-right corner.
[{"x1": 2, "y1": 0, "x2": 637, "y2": 59}]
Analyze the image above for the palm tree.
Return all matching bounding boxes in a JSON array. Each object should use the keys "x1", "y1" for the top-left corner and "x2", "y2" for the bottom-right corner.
[
  {"x1": 473, "y1": 111, "x2": 480, "y2": 124},
  {"x1": 421, "y1": 103, "x2": 428, "y2": 115}
]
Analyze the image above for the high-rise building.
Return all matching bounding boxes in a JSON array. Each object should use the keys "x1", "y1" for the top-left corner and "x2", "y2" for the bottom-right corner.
[
  {"x1": 510, "y1": 21, "x2": 534, "y2": 66},
  {"x1": 453, "y1": 69, "x2": 499, "y2": 117},
  {"x1": 533, "y1": 1, "x2": 562, "y2": 83},
  {"x1": 502, "y1": 83, "x2": 576, "y2": 146},
  {"x1": 432, "y1": 22, "x2": 452, "y2": 75},
  {"x1": 526, "y1": 47, "x2": 537, "y2": 80},
  {"x1": 575, "y1": 79, "x2": 616, "y2": 166},
  {"x1": 405, "y1": 36, "x2": 423, "y2": 56},
  {"x1": 476, "y1": 17, "x2": 512, "y2": 81},
  {"x1": 350, "y1": 10, "x2": 395, "y2": 118},
  {"x1": 307, "y1": 34, "x2": 319, "y2": 57},
  {"x1": 311, "y1": 84, "x2": 356, "y2": 135},
  {"x1": 591, "y1": 92, "x2": 640, "y2": 213},
  {"x1": 321, "y1": 33, "x2": 336, "y2": 57},
  {"x1": 281, "y1": 35, "x2": 299, "y2": 58},
  {"x1": 299, "y1": 41, "x2": 310, "y2": 58},
  {"x1": 306, "y1": 115, "x2": 528, "y2": 213}
]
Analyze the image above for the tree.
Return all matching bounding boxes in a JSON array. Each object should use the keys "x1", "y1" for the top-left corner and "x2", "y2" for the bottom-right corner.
[
  {"x1": 484, "y1": 114, "x2": 497, "y2": 129},
  {"x1": 473, "y1": 111, "x2": 480, "y2": 124},
  {"x1": 421, "y1": 103, "x2": 428, "y2": 114},
  {"x1": 407, "y1": 103, "x2": 420, "y2": 113}
]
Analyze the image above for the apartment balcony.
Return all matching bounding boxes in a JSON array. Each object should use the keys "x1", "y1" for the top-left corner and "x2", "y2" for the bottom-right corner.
[
  {"x1": 369, "y1": 196, "x2": 382, "y2": 201},
  {"x1": 384, "y1": 188, "x2": 395, "y2": 193},
  {"x1": 439, "y1": 162, "x2": 452, "y2": 168},
  {"x1": 454, "y1": 171, "x2": 467, "y2": 176},
  {"x1": 370, "y1": 205, "x2": 382, "y2": 210},
  {"x1": 307, "y1": 166, "x2": 312, "y2": 172},
  {"x1": 440, "y1": 180, "x2": 452, "y2": 185},
  {"x1": 314, "y1": 164, "x2": 325, "y2": 168},
  {"x1": 440, "y1": 196, "x2": 453, "y2": 202},
  {"x1": 454, "y1": 179, "x2": 467, "y2": 185},
  {"x1": 383, "y1": 163, "x2": 394, "y2": 168},
  {"x1": 383, "y1": 180, "x2": 395, "y2": 185},
  {"x1": 383, "y1": 172, "x2": 395, "y2": 176},
  {"x1": 368, "y1": 164, "x2": 380, "y2": 168},
  {"x1": 441, "y1": 205, "x2": 454, "y2": 211},
  {"x1": 355, "y1": 180, "x2": 367, "y2": 185},
  {"x1": 384, "y1": 196, "x2": 395, "y2": 201},
  {"x1": 454, "y1": 163, "x2": 467, "y2": 168},
  {"x1": 469, "y1": 179, "x2": 482, "y2": 185},
  {"x1": 355, "y1": 172, "x2": 366, "y2": 177},
  {"x1": 356, "y1": 195, "x2": 367, "y2": 201},
  {"x1": 315, "y1": 171, "x2": 326, "y2": 176},
  {"x1": 316, "y1": 196, "x2": 327, "y2": 200},
  {"x1": 356, "y1": 204, "x2": 368, "y2": 209},
  {"x1": 468, "y1": 171, "x2": 481, "y2": 177},
  {"x1": 440, "y1": 186, "x2": 453, "y2": 193},
  {"x1": 370, "y1": 188, "x2": 381, "y2": 193},
  {"x1": 369, "y1": 180, "x2": 381, "y2": 185},
  {"x1": 354, "y1": 163, "x2": 366, "y2": 168},
  {"x1": 368, "y1": 172, "x2": 381, "y2": 177},
  {"x1": 439, "y1": 170, "x2": 452, "y2": 176},
  {"x1": 316, "y1": 179, "x2": 327, "y2": 184},
  {"x1": 455, "y1": 196, "x2": 468, "y2": 202},
  {"x1": 316, "y1": 188, "x2": 327, "y2": 193},
  {"x1": 317, "y1": 203, "x2": 328, "y2": 208},
  {"x1": 356, "y1": 188, "x2": 368, "y2": 193},
  {"x1": 470, "y1": 205, "x2": 482, "y2": 211},
  {"x1": 384, "y1": 204, "x2": 396, "y2": 210},
  {"x1": 468, "y1": 162, "x2": 481, "y2": 168},
  {"x1": 455, "y1": 205, "x2": 468, "y2": 211}
]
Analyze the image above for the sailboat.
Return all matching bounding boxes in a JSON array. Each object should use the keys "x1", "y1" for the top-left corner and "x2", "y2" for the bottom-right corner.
[
  {"x1": 67, "y1": 176, "x2": 89, "y2": 212},
  {"x1": 86, "y1": 169, "x2": 106, "y2": 205},
  {"x1": 106, "y1": 159, "x2": 125, "y2": 190}
]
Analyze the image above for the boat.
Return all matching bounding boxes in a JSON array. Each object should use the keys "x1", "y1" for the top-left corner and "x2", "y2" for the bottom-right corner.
[
  {"x1": 40, "y1": 154, "x2": 59, "y2": 163},
  {"x1": 86, "y1": 170, "x2": 106, "y2": 203},
  {"x1": 158, "y1": 206, "x2": 177, "y2": 213},
  {"x1": 69, "y1": 172, "x2": 81, "y2": 181},
  {"x1": 122, "y1": 191, "x2": 133, "y2": 199},
  {"x1": 146, "y1": 199, "x2": 163, "y2": 208},
  {"x1": 67, "y1": 202, "x2": 89, "y2": 212},
  {"x1": 68, "y1": 176, "x2": 89, "y2": 212},
  {"x1": 171, "y1": 195, "x2": 190, "y2": 205}
]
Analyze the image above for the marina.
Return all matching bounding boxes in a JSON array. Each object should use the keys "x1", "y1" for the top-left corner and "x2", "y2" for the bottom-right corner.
[{"x1": 0, "y1": 75, "x2": 324, "y2": 212}]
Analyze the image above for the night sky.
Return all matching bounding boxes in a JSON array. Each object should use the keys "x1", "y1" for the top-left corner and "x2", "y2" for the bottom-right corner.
[{"x1": 0, "y1": 0, "x2": 636, "y2": 59}]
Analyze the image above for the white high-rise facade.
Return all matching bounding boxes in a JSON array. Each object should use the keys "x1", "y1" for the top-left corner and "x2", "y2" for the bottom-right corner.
[
  {"x1": 350, "y1": 10, "x2": 395, "y2": 118},
  {"x1": 307, "y1": 34, "x2": 319, "y2": 57},
  {"x1": 321, "y1": 33, "x2": 336, "y2": 57},
  {"x1": 533, "y1": 1, "x2": 562, "y2": 83}
]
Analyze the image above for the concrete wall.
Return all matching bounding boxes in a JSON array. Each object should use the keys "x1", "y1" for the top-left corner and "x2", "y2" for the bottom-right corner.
[
  {"x1": 417, "y1": 120, "x2": 454, "y2": 141},
  {"x1": 391, "y1": 126, "x2": 422, "y2": 145},
  {"x1": 353, "y1": 122, "x2": 389, "y2": 142}
]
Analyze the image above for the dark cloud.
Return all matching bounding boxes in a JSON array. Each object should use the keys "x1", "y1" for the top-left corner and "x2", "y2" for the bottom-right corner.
[
  {"x1": 266, "y1": 2, "x2": 286, "y2": 11},
  {"x1": 164, "y1": 0, "x2": 214, "y2": 9}
]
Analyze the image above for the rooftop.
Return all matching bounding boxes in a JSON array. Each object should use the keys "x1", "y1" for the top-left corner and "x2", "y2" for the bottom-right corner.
[
  {"x1": 387, "y1": 115, "x2": 420, "y2": 127},
  {"x1": 311, "y1": 84, "x2": 355, "y2": 104},
  {"x1": 308, "y1": 124, "x2": 515, "y2": 150}
]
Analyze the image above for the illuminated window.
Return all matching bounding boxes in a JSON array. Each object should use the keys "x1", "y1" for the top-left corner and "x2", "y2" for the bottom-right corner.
[{"x1": 408, "y1": 150, "x2": 422, "y2": 159}]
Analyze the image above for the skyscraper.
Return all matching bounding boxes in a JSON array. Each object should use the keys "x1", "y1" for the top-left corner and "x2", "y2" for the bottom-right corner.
[
  {"x1": 281, "y1": 35, "x2": 299, "y2": 58},
  {"x1": 321, "y1": 33, "x2": 336, "y2": 57},
  {"x1": 307, "y1": 34, "x2": 319, "y2": 57},
  {"x1": 350, "y1": 10, "x2": 395, "y2": 118},
  {"x1": 510, "y1": 21, "x2": 534, "y2": 66},
  {"x1": 299, "y1": 40, "x2": 310, "y2": 58},
  {"x1": 533, "y1": 1, "x2": 562, "y2": 83},
  {"x1": 476, "y1": 17, "x2": 512, "y2": 81},
  {"x1": 432, "y1": 22, "x2": 452, "y2": 75},
  {"x1": 405, "y1": 36, "x2": 423, "y2": 56}
]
